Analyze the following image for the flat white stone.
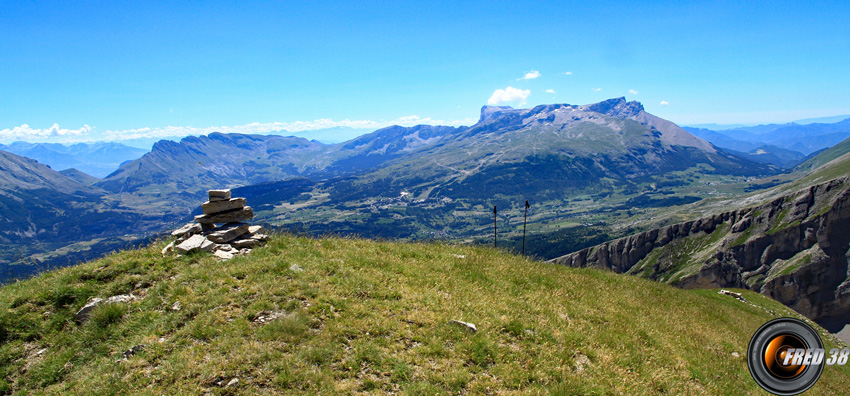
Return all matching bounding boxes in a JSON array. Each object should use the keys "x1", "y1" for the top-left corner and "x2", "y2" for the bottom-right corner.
[
  {"x1": 195, "y1": 206, "x2": 253, "y2": 224},
  {"x1": 208, "y1": 189, "x2": 231, "y2": 201},
  {"x1": 175, "y1": 234, "x2": 215, "y2": 253},
  {"x1": 206, "y1": 223, "x2": 249, "y2": 243},
  {"x1": 213, "y1": 250, "x2": 234, "y2": 260},
  {"x1": 201, "y1": 198, "x2": 246, "y2": 215},
  {"x1": 171, "y1": 222, "x2": 201, "y2": 238},
  {"x1": 231, "y1": 238, "x2": 260, "y2": 249},
  {"x1": 448, "y1": 319, "x2": 477, "y2": 333}
]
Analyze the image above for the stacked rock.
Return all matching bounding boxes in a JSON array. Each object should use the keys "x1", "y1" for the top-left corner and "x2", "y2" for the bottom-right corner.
[{"x1": 161, "y1": 189, "x2": 269, "y2": 260}]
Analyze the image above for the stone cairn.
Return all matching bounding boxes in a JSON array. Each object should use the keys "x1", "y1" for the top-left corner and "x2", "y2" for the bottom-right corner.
[{"x1": 161, "y1": 189, "x2": 269, "y2": 260}]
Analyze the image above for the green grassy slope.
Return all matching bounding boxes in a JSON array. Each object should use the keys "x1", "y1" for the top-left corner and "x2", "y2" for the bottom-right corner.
[
  {"x1": 1, "y1": 235, "x2": 849, "y2": 395},
  {"x1": 795, "y1": 137, "x2": 850, "y2": 172},
  {"x1": 612, "y1": 136, "x2": 850, "y2": 237}
]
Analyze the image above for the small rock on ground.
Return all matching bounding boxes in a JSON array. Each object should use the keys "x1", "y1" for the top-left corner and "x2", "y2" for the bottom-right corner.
[
  {"x1": 574, "y1": 353, "x2": 591, "y2": 373},
  {"x1": 449, "y1": 319, "x2": 477, "y2": 332}
]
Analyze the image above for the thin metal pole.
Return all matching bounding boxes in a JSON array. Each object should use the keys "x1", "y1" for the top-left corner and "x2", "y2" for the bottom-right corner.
[
  {"x1": 493, "y1": 206, "x2": 497, "y2": 248},
  {"x1": 522, "y1": 200, "x2": 529, "y2": 255}
]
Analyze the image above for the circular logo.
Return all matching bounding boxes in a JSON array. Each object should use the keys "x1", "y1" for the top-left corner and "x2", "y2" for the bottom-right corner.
[{"x1": 747, "y1": 318, "x2": 825, "y2": 395}]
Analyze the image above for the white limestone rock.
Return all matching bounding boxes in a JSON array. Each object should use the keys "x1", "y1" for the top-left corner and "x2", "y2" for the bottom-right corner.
[
  {"x1": 231, "y1": 237, "x2": 260, "y2": 249},
  {"x1": 171, "y1": 222, "x2": 202, "y2": 238},
  {"x1": 448, "y1": 319, "x2": 477, "y2": 333},
  {"x1": 195, "y1": 206, "x2": 253, "y2": 224},
  {"x1": 161, "y1": 241, "x2": 175, "y2": 257},
  {"x1": 208, "y1": 189, "x2": 232, "y2": 201},
  {"x1": 74, "y1": 294, "x2": 137, "y2": 323},
  {"x1": 202, "y1": 198, "x2": 246, "y2": 215},
  {"x1": 213, "y1": 250, "x2": 234, "y2": 260},
  {"x1": 206, "y1": 223, "x2": 249, "y2": 243},
  {"x1": 175, "y1": 234, "x2": 215, "y2": 254}
]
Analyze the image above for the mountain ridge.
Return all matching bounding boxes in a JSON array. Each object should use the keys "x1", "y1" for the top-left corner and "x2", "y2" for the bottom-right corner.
[
  {"x1": 684, "y1": 118, "x2": 850, "y2": 156},
  {"x1": 547, "y1": 142, "x2": 850, "y2": 334},
  {"x1": 0, "y1": 150, "x2": 94, "y2": 194},
  {"x1": 0, "y1": 98, "x2": 780, "y2": 281},
  {"x1": 0, "y1": 141, "x2": 147, "y2": 178}
]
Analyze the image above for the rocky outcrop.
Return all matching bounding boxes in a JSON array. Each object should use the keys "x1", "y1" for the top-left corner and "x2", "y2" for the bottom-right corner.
[
  {"x1": 162, "y1": 189, "x2": 269, "y2": 260},
  {"x1": 581, "y1": 97, "x2": 717, "y2": 152},
  {"x1": 550, "y1": 177, "x2": 850, "y2": 322},
  {"x1": 74, "y1": 294, "x2": 137, "y2": 323}
]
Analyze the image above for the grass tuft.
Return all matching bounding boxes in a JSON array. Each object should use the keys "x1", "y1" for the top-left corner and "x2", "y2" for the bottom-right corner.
[{"x1": 88, "y1": 303, "x2": 127, "y2": 329}]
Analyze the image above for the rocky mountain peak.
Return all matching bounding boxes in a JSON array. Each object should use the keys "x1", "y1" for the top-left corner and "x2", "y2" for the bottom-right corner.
[
  {"x1": 479, "y1": 105, "x2": 514, "y2": 123},
  {"x1": 583, "y1": 97, "x2": 645, "y2": 118},
  {"x1": 150, "y1": 139, "x2": 182, "y2": 154},
  {"x1": 580, "y1": 97, "x2": 716, "y2": 152}
]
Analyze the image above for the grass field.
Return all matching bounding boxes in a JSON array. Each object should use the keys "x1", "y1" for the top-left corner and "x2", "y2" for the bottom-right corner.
[{"x1": 1, "y1": 233, "x2": 849, "y2": 394}]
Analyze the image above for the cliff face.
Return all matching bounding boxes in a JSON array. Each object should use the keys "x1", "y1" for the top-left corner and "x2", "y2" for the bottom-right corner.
[{"x1": 549, "y1": 177, "x2": 850, "y2": 321}]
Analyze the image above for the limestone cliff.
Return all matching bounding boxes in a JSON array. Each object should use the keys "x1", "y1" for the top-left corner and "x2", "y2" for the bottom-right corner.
[{"x1": 549, "y1": 177, "x2": 850, "y2": 321}]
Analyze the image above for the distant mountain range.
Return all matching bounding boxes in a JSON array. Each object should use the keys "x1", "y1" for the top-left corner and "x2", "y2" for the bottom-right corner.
[
  {"x1": 96, "y1": 97, "x2": 773, "y2": 206},
  {"x1": 0, "y1": 150, "x2": 94, "y2": 194},
  {"x1": 0, "y1": 141, "x2": 148, "y2": 178},
  {"x1": 0, "y1": 148, "x2": 187, "y2": 280},
  {"x1": 6, "y1": 97, "x2": 847, "y2": 281},
  {"x1": 685, "y1": 114, "x2": 850, "y2": 130},
  {"x1": 683, "y1": 117, "x2": 850, "y2": 167},
  {"x1": 319, "y1": 99, "x2": 771, "y2": 205}
]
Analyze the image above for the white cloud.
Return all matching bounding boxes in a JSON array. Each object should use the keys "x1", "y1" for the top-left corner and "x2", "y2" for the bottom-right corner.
[
  {"x1": 660, "y1": 100, "x2": 670, "y2": 106},
  {"x1": 1, "y1": 115, "x2": 483, "y2": 144},
  {"x1": 591, "y1": 88, "x2": 602, "y2": 92},
  {"x1": 519, "y1": 70, "x2": 541, "y2": 80},
  {"x1": 449, "y1": 117, "x2": 478, "y2": 126},
  {"x1": 100, "y1": 115, "x2": 467, "y2": 141},
  {"x1": 628, "y1": 89, "x2": 639, "y2": 95},
  {"x1": 0, "y1": 123, "x2": 92, "y2": 140},
  {"x1": 487, "y1": 86, "x2": 531, "y2": 106},
  {"x1": 545, "y1": 89, "x2": 556, "y2": 94},
  {"x1": 563, "y1": 71, "x2": 573, "y2": 75},
  {"x1": 0, "y1": 113, "x2": 484, "y2": 143}
]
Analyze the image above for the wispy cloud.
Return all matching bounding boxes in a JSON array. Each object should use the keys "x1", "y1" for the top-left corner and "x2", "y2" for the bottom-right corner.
[
  {"x1": 591, "y1": 88, "x2": 602, "y2": 92},
  {"x1": 488, "y1": 86, "x2": 531, "y2": 106},
  {"x1": 628, "y1": 89, "x2": 639, "y2": 95},
  {"x1": 660, "y1": 100, "x2": 670, "y2": 106},
  {"x1": 545, "y1": 89, "x2": 556, "y2": 94},
  {"x1": 563, "y1": 71, "x2": 573, "y2": 75},
  {"x1": 102, "y1": 116, "x2": 472, "y2": 141},
  {"x1": 2, "y1": 116, "x2": 479, "y2": 144},
  {"x1": 518, "y1": 70, "x2": 541, "y2": 80},
  {"x1": 0, "y1": 123, "x2": 92, "y2": 140}
]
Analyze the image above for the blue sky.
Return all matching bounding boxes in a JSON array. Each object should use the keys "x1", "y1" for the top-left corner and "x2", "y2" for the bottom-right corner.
[{"x1": 2, "y1": 1, "x2": 850, "y2": 144}]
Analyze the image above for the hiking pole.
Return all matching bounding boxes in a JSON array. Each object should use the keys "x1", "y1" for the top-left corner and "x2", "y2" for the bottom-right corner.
[
  {"x1": 493, "y1": 206, "x2": 497, "y2": 248},
  {"x1": 522, "y1": 200, "x2": 529, "y2": 255}
]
